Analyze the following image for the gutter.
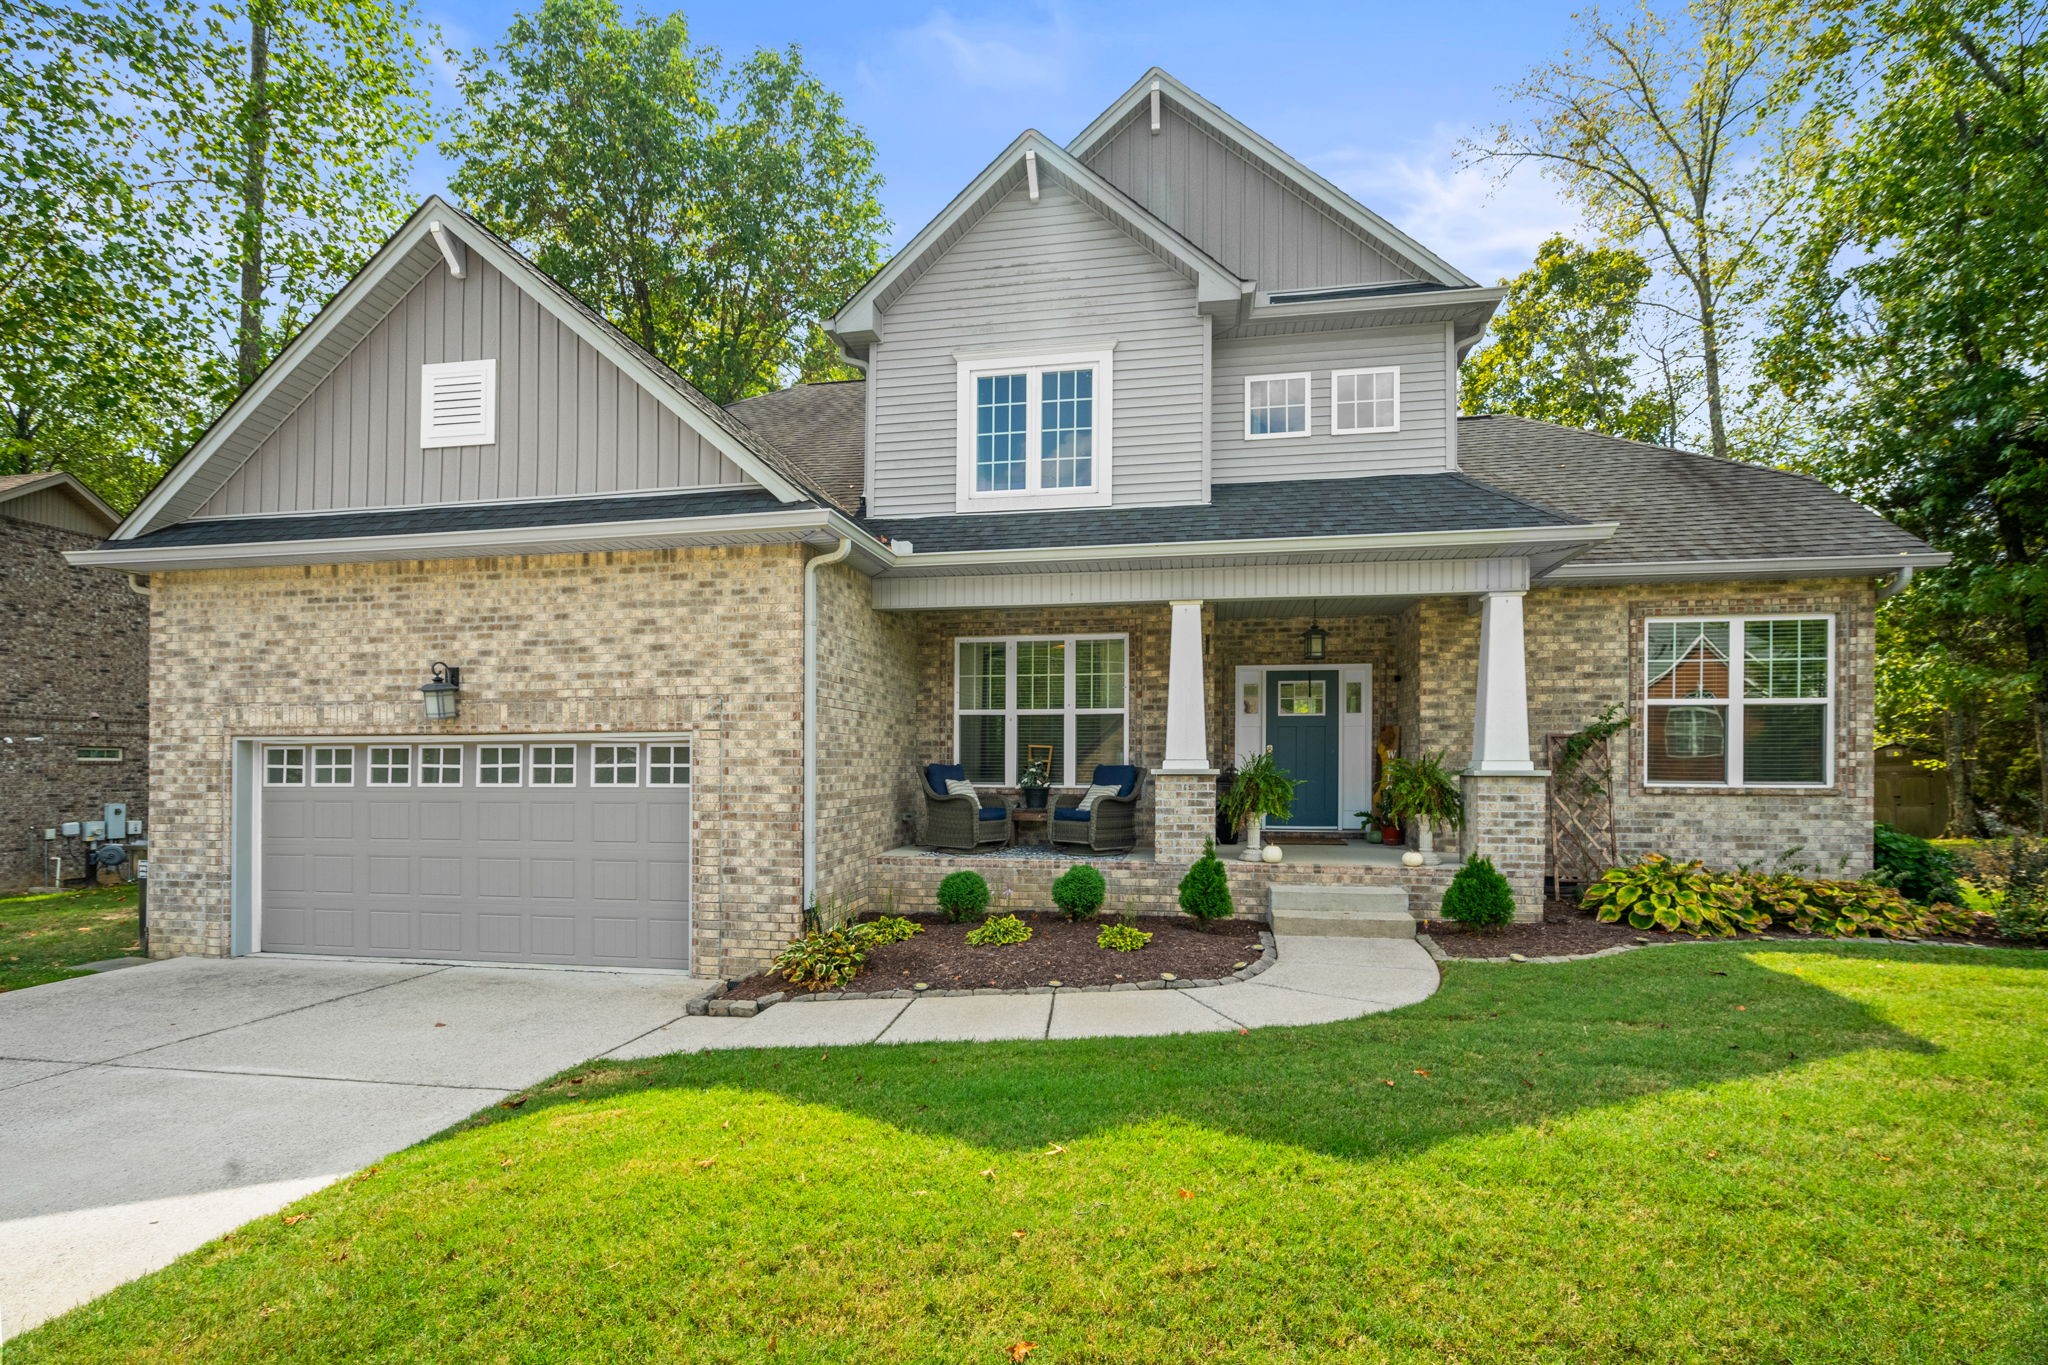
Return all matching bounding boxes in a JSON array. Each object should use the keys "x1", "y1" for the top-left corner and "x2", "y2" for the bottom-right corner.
[
  {"x1": 1541, "y1": 550, "x2": 1951, "y2": 583},
  {"x1": 802, "y1": 537, "x2": 855, "y2": 919}
]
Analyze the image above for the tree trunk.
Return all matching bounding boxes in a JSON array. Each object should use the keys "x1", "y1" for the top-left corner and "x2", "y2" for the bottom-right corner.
[
  {"x1": 235, "y1": 16, "x2": 274, "y2": 391},
  {"x1": 1697, "y1": 285, "x2": 1729, "y2": 461},
  {"x1": 1943, "y1": 710, "x2": 1983, "y2": 838}
]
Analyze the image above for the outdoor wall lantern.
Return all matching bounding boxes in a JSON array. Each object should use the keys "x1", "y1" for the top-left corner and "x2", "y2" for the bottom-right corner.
[
  {"x1": 420, "y1": 662, "x2": 462, "y2": 722},
  {"x1": 1301, "y1": 605, "x2": 1328, "y2": 662}
]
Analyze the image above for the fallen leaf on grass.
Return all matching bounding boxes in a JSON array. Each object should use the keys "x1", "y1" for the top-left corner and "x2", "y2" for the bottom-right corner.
[
  {"x1": 1382, "y1": 1080, "x2": 1396, "y2": 1087},
  {"x1": 280, "y1": 1214, "x2": 309, "y2": 1225},
  {"x1": 1412, "y1": 1069, "x2": 1431, "y2": 1077},
  {"x1": 1735, "y1": 1005, "x2": 1747, "y2": 1012},
  {"x1": 696, "y1": 1158, "x2": 717, "y2": 1168},
  {"x1": 500, "y1": 1096, "x2": 528, "y2": 1109},
  {"x1": 1027, "y1": 1144, "x2": 1066, "y2": 1158},
  {"x1": 1011, "y1": 1230, "x2": 1028, "y2": 1239},
  {"x1": 1177, "y1": 1189, "x2": 1194, "y2": 1200},
  {"x1": 981, "y1": 1168, "x2": 997, "y2": 1180},
  {"x1": 1007, "y1": 1342, "x2": 1036, "y2": 1361}
]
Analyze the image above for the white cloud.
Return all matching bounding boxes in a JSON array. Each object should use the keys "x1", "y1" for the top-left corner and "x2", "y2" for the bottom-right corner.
[
  {"x1": 889, "y1": 6, "x2": 1080, "y2": 94},
  {"x1": 1308, "y1": 125, "x2": 1586, "y2": 285}
]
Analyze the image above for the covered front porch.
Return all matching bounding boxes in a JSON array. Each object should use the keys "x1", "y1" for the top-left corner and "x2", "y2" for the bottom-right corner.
[{"x1": 872, "y1": 547, "x2": 1570, "y2": 920}]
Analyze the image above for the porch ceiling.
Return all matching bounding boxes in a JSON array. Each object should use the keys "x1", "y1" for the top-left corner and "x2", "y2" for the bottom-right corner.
[{"x1": 1211, "y1": 596, "x2": 1412, "y2": 619}]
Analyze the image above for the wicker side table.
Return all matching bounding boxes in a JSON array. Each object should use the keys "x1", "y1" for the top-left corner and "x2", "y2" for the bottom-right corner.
[{"x1": 1010, "y1": 807, "x2": 1049, "y2": 847}]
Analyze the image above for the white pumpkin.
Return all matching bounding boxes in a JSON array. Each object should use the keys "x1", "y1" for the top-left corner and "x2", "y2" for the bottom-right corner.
[{"x1": 1261, "y1": 844, "x2": 1283, "y2": 864}]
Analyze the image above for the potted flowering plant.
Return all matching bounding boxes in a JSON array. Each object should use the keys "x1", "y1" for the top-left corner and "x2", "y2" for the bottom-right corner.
[{"x1": 1018, "y1": 757, "x2": 1051, "y2": 810}]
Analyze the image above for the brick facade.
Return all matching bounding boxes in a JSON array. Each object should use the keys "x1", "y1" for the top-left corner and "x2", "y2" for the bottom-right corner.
[
  {"x1": 1152, "y1": 771, "x2": 1217, "y2": 861},
  {"x1": 147, "y1": 546, "x2": 808, "y2": 974},
  {"x1": 1, "y1": 515, "x2": 149, "y2": 890}
]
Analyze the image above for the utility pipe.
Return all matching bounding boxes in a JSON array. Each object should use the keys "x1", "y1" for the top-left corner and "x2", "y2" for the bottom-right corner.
[{"x1": 802, "y1": 537, "x2": 854, "y2": 918}]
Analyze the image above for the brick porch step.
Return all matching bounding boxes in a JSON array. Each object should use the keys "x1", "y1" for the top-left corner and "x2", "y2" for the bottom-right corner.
[{"x1": 1267, "y1": 884, "x2": 1415, "y2": 938}]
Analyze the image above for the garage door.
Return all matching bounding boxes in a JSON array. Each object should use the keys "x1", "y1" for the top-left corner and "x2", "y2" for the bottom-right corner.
[{"x1": 258, "y1": 739, "x2": 692, "y2": 968}]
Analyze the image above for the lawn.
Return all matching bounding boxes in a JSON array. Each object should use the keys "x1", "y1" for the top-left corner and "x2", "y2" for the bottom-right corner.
[
  {"x1": 0, "y1": 883, "x2": 142, "y2": 993},
  {"x1": 17, "y1": 942, "x2": 2048, "y2": 1363}
]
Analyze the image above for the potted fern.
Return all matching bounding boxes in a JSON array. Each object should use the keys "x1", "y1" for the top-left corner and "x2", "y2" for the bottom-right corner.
[
  {"x1": 1380, "y1": 751, "x2": 1464, "y2": 866},
  {"x1": 1222, "y1": 749, "x2": 1300, "y2": 863}
]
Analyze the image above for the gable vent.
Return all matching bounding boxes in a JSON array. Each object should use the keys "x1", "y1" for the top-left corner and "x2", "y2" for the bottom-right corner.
[{"x1": 420, "y1": 359, "x2": 497, "y2": 449}]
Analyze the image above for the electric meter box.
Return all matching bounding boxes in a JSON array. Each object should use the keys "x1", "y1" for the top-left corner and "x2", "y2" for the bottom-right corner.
[{"x1": 104, "y1": 803, "x2": 128, "y2": 840}]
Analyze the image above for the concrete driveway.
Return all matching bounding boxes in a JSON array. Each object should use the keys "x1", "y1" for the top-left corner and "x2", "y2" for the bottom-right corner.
[{"x1": 0, "y1": 956, "x2": 715, "y2": 1332}]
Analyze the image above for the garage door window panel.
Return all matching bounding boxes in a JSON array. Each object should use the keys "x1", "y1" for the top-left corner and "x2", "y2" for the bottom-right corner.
[
  {"x1": 530, "y1": 745, "x2": 577, "y2": 785},
  {"x1": 312, "y1": 747, "x2": 355, "y2": 786},
  {"x1": 265, "y1": 746, "x2": 306, "y2": 786},
  {"x1": 648, "y1": 744, "x2": 691, "y2": 786},
  {"x1": 594, "y1": 744, "x2": 640, "y2": 786},
  {"x1": 368, "y1": 746, "x2": 412, "y2": 786},
  {"x1": 419, "y1": 746, "x2": 463, "y2": 785},
  {"x1": 478, "y1": 746, "x2": 523, "y2": 786}
]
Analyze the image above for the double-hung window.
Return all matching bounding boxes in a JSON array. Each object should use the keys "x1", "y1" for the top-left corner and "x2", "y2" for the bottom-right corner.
[
  {"x1": 955, "y1": 635, "x2": 1127, "y2": 787},
  {"x1": 956, "y1": 350, "x2": 1113, "y2": 510},
  {"x1": 1245, "y1": 373, "x2": 1310, "y2": 439},
  {"x1": 1643, "y1": 615, "x2": 1833, "y2": 787}
]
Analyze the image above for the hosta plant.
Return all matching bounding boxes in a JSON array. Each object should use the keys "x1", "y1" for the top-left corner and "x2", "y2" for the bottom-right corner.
[
  {"x1": 772, "y1": 926, "x2": 873, "y2": 990},
  {"x1": 1582, "y1": 855, "x2": 1767, "y2": 937},
  {"x1": 857, "y1": 915, "x2": 923, "y2": 945},
  {"x1": 1745, "y1": 873, "x2": 1926, "y2": 938},
  {"x1": 1097, "y1": 923, "x2": 1152, "y2": 952},
  {"x1": 964, "y1": 913, "x2": 1032, "y2": 947}
]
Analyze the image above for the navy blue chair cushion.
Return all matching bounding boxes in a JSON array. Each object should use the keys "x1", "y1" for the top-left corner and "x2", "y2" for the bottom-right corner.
[
  {"x1": 977, "y1": 806, "x2": 1009, "y2": 822},
  {"x1": 1053, "y1": 806, "x2": 1093, "y2": 822},
  {"x1": 925, "y1": 762, "x2": 965, "y2": 797},
  {"x1": 1091, "y1": 764, "x2": 1140, "y2": 799}
]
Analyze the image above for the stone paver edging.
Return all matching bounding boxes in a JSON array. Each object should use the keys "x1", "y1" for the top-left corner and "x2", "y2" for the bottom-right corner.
[{"x1": 606, "y1": 934, "x2": 1439, "y2": 1056}]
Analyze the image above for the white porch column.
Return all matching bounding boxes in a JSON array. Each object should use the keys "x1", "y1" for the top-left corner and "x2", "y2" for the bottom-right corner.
[
  {"x1": 1469, "y1": 590, "x2": 1536, "y2": 774},
  {"x1": 1161, "y1": 599, "x2": 1210, "y2": 773}
]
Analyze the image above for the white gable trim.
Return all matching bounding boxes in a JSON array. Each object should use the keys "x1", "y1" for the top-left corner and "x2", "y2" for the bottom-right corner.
[
  {"x1": 0, "y1": 470, "x2": 120, "y2": 531},
  {"x1": 829, "y1": 132, "x2": 1250, "y2": 356},
  {"x1": 119, "y1": 198, "x2": 811, "y2": 540},
  {"x1": 1068, "y1": 69, "x2": 1478, "y2": 290}
]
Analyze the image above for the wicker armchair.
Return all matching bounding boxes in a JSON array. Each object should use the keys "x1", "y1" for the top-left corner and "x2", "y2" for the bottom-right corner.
[
  {"x1": 1048, "y1": 764, "x2": 1145, "y2": 854},
  {"x1": 922, "y1": 763, "x2": 1013, "y2": 851}
]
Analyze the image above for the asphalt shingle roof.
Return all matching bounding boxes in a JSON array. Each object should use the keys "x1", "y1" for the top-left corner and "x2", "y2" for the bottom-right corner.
[
  {"x1": 117, "y1": 486, "x2": 802, "y2": 549},
  {"x1": 725, "y1": 381, "x2": 867, "y2": 513},
  {"x1": 1456, "y1": 415, "x2": 1931, "y2": 564}
]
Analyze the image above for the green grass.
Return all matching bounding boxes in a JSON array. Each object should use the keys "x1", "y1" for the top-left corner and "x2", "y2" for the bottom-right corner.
[
  {"x1": 0, "y1": 883, "x2": 141, "y2": 993},
  {"x1": 18, "y1": 943, "x2": 2048, "y2": 1363}
]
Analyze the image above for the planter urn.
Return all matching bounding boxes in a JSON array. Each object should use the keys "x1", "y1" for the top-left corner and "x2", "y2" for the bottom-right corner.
[{"x1": 1239, "y1": 814, "x2": 1265, "y2": 862}]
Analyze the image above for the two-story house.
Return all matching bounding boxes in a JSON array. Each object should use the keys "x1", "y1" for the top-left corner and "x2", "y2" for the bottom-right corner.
[{"x1": 73, "y1": 71, "x2": 1945, "y2": 976}]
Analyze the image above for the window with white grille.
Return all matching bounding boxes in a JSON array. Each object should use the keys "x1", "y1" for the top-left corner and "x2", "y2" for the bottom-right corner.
[{"x1": 419, "y1": 359, "x2": 496, "y2": 449}]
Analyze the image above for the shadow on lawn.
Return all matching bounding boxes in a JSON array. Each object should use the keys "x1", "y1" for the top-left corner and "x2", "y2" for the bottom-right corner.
[{"x1": 483, "y1": 942, "x2": 1960, "y2": 1166}]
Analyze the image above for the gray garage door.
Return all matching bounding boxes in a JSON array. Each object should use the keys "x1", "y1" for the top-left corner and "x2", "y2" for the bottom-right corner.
[{"x1": 258, "y1": 738, "x2": 692, "y2": 968}]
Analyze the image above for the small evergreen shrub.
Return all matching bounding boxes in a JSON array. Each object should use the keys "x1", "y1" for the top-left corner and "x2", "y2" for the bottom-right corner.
[
  {"x1": 858, "y1": 915, "x2": 923, "y2": 945},
  {"x1": 1441, "y1": 854, "x2": 1516, "y2": 930},
  {"x1": 1873, "y1": 823, "x2": 1964, "y2": 905},
  {"x1": 1097, "y1": 923, "x2": 1152, "y2": 952},
  {"x1": 964, "y1": 913, "x2": 1032, "y2": 946},
  {"x1": 1051, "y1": 864, "x2": 1107, "y2": 921},
  {"x1": 1177, "y1": 839, "x2": 1235, "y2": 927},
  {"x1": 772, "y1": 927, "x2": 873, "y2": 990},
  {"x1": 936, "y1": 870, "x2": 991, "y2": 923}
]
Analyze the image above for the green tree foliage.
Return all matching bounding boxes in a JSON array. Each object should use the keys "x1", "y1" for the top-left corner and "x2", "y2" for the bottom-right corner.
[
  {"x1": 1468, "y1": 0, "x2": 1810, "y2": 461},
  {"x1": 446, "y1": 0, "x2": 886, "y2": 404},
  {"x1": 1461, "y1": 235, "x2": 1678, "y2": 444},
  {"x1": 1762, "y1": 0, "x2": 2048, "y2": 826}
]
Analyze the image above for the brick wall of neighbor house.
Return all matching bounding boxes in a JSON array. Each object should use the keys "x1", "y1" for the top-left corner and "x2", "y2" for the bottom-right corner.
[
  {"x1": 908, "y1": 604, "x2": 1172, "y2": 838},
  {"x1": 1414, "y1": 577, "x2": 1880, "y2": 876},
  {"x1": 0, "y1": 516, "x2": 150, "y2": 891},
  {"x1": 147, "y1": 545, "x2": 807, "y2": 974},
  {"x1": 812, "y1": 558, "x2": 919, "y2": 919}
]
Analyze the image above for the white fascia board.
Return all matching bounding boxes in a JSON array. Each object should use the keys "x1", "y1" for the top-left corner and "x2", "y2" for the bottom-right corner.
[
  {"x1": 1241, "y1": 286, "x2": 1505, "y2": 330},
  {"x1": 1066, "y1": 69, "x2": 1479, "y2": 289},
  {"x1": 1540, "y1": 551, "x2": 1952, "y2": 583},
  {"x1": 827, "y1": 131, "x2": 1248, "y2": 356},
  {"x1": 874, "y1": 556, "x2": 1532, "y2": 610},
  {"x1": 67, "y1": 508, "x2": 892, "y2": 574},
  {"x1": 879, "y1": 522, "x2": 1618, "y2": 576}
]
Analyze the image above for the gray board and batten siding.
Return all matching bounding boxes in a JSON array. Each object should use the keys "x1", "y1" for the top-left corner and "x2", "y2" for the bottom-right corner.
[
  {"x1": 1081, "y1": 102, "x2": 1425, "y2": 293},
  {"x1": 197, "y1": 253, "x2": 756, "y2": 518},
  {"x1": 865, "y1": 181, "x2": 1209, "y2": 519},
  {"x1": 1210, "y1": 326, "x2": 1455, "y2": 482}
]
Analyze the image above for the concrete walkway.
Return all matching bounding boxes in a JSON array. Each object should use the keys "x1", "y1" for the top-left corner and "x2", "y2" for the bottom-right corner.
[
  {"x1": 607, "y1": 935, "x2": 1438, "y2": 1057},
  {"x1": 0, "y1": 934, "x2": 1435, "y2": 1333}
]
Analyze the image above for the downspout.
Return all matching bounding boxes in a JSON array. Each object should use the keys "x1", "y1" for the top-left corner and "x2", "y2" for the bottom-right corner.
[
  {"x1": 126, "y1": 572, "x2": 151, "y2": 597},
  {"x1": 1878, "y1": 565, "x2": 1914, "y2": 600},
  {"x1": 802, "y1": 537, "x2": 855, "y2": 919}
]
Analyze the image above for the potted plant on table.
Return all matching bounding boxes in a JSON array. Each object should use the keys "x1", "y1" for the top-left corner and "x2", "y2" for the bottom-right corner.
[
  {"x1": 1222, "y1": 749, "x2": 1300, "y2": 864},
  {"x1": 1380, "y1": 751, "x2": 1465, "y2": 866},
  {"x1": 1018, "y1": 758, "x2": 1051, "y2": 810}
]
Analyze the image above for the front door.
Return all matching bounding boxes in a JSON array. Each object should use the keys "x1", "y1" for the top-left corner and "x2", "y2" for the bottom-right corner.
[{"x1": 1265, "y1": 670, "x2": 1339, "y2": 827}]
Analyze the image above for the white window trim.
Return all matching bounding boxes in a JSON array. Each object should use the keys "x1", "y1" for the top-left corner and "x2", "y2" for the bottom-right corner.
[
  {"x1": 420, "y1": 358, "x2": 497, "y2": 449},
  {"x1": 952, "y1": 633, "x2": 1130, "y2": 787},
  {"x1": 592, "y1": 743, "x2": 641, "y2": 787},
  {"x1": 1330, "y1": 366, "x2": 1401, "y2": 434},
  {"x1": 954, "y1": 348, "x2": 1114, "y2": 513},
  {"x1": 1642, "y1": 613, "x2": 1836, "y2": 789},
  {"x1": 367, "y1": 745, "x2": 413, "y2": 788},
  {"x1": 310, "y1": 745, "x2": 356, "y2": 788},
  {"x1": 646, "y1": 743, "x2": 692, "y2": 788},
  {"x1": 264, "y1": 745, "x2": 306, "y2": 787},
  {"x1": 527, "y1": 743, "x2": 578, "y2": 787},
  {"x1": 1244, "y1": 372, "x2": 1312, "y2": 441},
  {"x1": 75, "y1": 746, "x2": 124, "y2": 763},
  {"x1": 476, "y1": 744, "x2": 524, "y2": 787},
  {"x1": 417, "y1": 745, "x2": 464, "y2": 787}
]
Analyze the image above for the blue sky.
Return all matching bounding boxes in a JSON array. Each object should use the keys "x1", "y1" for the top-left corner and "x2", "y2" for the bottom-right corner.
[{"x1": 414, "y1": 1, "x2": 1591, "y2": 285}]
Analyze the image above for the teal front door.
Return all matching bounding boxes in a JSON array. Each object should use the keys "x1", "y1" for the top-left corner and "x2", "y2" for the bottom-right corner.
[{"x1": 1265, "y1": 669, "x2": 1340, "y2": 827}]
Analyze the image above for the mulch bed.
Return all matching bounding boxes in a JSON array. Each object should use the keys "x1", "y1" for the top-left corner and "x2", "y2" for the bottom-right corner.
[
  {"x1": 726, "y1": 912, "x2": 1263, "y2": 998},
  {"x1": 1425, "y1": 902, "x2": 2042, "y2": 959}
]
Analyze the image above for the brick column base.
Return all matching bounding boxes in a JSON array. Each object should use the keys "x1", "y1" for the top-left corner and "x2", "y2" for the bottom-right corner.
[
  {"x1": 1460, "y1": 771, "x2": 1548, "y2": 922},
  {"x1": 1152, "y1": 770, "x2": 1218, "y2": 864}
]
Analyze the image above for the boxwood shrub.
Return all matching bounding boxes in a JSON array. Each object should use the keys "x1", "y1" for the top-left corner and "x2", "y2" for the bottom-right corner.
[{"x1": 936, "y1": 870, "x2": 991, "y2": 923}]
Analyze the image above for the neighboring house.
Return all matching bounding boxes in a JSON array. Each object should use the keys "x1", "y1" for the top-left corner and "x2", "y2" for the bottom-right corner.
[
  {"x1": 2, "y1": 471, "x2": 149, "y2": 891},
  {"x1": 71, "y1": 71, "x2": 1946, "y2": 976}
]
